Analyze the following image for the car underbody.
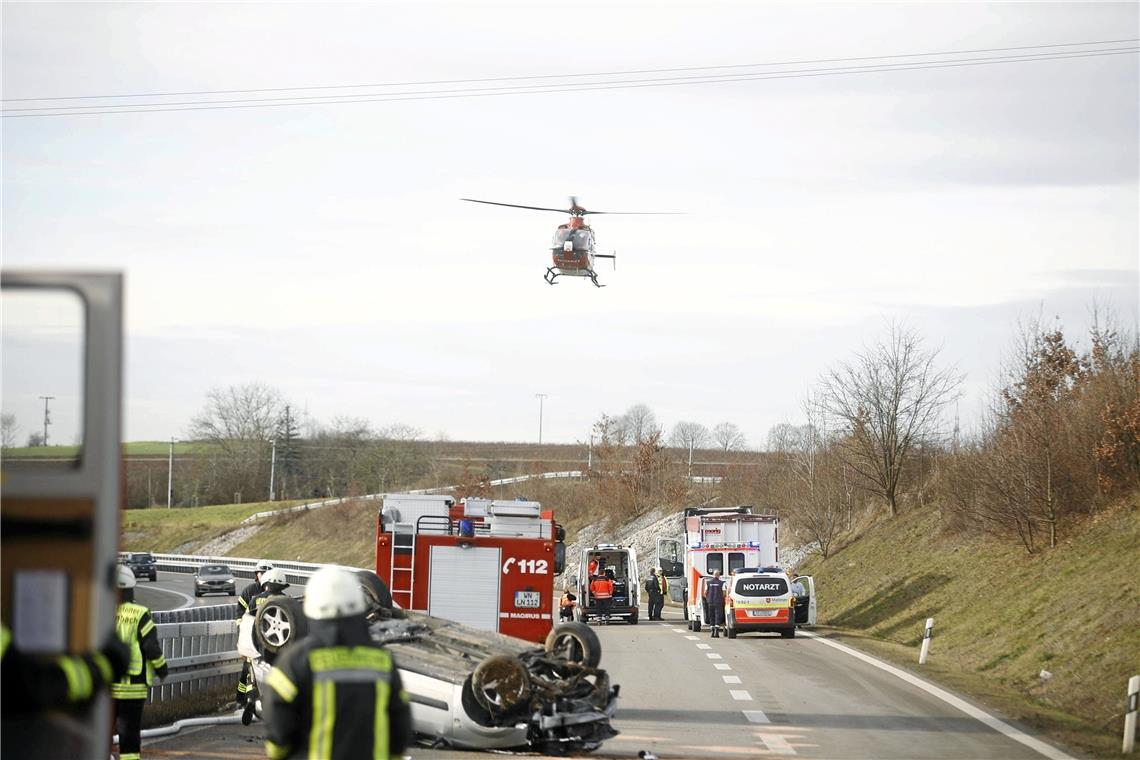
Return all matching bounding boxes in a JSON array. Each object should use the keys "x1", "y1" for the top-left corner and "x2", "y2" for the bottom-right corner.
[{"x1": 241, "y1": 583, "x2": 619, "y2": 754}]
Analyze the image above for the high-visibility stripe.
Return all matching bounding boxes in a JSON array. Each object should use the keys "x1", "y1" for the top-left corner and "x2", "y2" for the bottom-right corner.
[
  {"x1": 112, "y1": 684, "x2": 149, "y2": 700},
  {"x1": 120, "y1": 753, "x2": 141, "y2": 760},
  {"x1": 57, "y1": 657, "x2": 85, "y2": 700},
  {"x1": 92, "y1": 653, "x2": 113, "y2": 684},
  {"x1": 266, "y1": 667, "x2": 298, "y2": 703},
  {"x1": 309, "y1": 646, "x2": 392, "y2": 674},
  {"x1": 138, "y1": 618, "x2": 155, "y2": 637},
  {"x1": 374, "y1": 680, "x2": 390, "y2": 760},
  {"x1": 265, "y1": 739, "x2": 290, "y2": 759},
  {"x1": 314, "y1": 668, "x2": 392, "y2": 683},
  {"x1": 237, "y1": 680, "x2": 253, "y2": 694},
  {"x1": 309, "y1": 680, "x2": 335, "y2": 758}
]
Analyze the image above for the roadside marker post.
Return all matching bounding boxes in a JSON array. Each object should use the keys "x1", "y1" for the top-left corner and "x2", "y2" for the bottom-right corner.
[
  {"x1": 1125, "y1": 674, "x2": 1139, "y2": 754},
  {"x1": 918, "y1": 618, "x2": 934, "y2": 665}
]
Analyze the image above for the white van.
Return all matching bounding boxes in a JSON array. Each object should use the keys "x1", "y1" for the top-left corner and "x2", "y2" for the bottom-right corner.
[
  {"x1": 574, "y1": 544, "x2": 640, "y2": 625},
  {"x1": 716, "y1": 567, "x2": 816, "y2": 638}
]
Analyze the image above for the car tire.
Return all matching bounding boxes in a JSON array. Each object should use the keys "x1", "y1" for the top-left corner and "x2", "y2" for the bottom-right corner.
[
  {"x1": 727, "y1": 625, "x2": 737, "y2": 639},
  {"x1": 471, "y1": 655, "x2": 531, "y2": 718},
  {"x1": 682, "y1": 597, "x2": 689, "y2": 621},
  {"x1": 544, "y1": 622, "x2": 602, "y2": 668},
  {"x1": 781, "y1": 626, "x2": 795, "y2": 639},
  {"x1": 229, "y1": 589, "x2": 236, "y2": 596},
  {"x1": 629, "y1": 609, "x2": 638, "y2": 625},
  {"x1": 692, "y1": 618, "x2": 702, "y2": 633},
  {"x1": 194, "y1": 590, "x2": 201, "y2": 598},
  {"x1": 354, "y1": 570, "x2": 393, "y2": 613},
  {"x1": 150, "y1": 574, "x2": 157, "y2": 582},
  {"x1": 254, "y1": 595, "x2": 308, "y2": 655}
]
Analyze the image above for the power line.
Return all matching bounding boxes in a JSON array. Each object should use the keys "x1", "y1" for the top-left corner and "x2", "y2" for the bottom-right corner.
[
  {"x1": 3, "y1": 47, "x2": 1134, "y2": 119},
  {"x1": 4, "y1": 38, "x2": 1134, "y2": 103}
]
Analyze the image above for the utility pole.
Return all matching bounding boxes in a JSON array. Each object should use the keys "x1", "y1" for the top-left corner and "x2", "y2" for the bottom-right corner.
[
  {"x1": 688, "y1": 439, "x2": 694, "y2": 480},
  {"x1": 38, "y1": 395, "x2": 54, "y2": 446},
  {"x1": 167, "y1": 438, "x2": 176, "y2": 508},
  {"x1": 269, "y1": 438, "x2": 277, "y2": 501},
  {"x1": 587, "y1": 433, "x2": 593, "y2": 472},
  {"x1": 535, "y1": 394, "x2": 548, "y2": 445}
]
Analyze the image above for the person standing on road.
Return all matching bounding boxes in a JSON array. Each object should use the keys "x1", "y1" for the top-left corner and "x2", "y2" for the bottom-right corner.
[
  {"x1": 704, "y1": 570, "x2": 726, "y2": 638},
  {"x1": 657, "y1": 567, "x2": 670, "y2": 618},
  {"x1": 589, "y1": 573, "x2": 614, "y2": 624},
  {"x1": 263, "y1": 566, "x2": 411, "y2": 760},
  {"x1": 235, "y1": 559, "x2": 274, "y2": 713},
  {"x1": 645, "y1": 568, "x2": 663, "y2": 620},
  {"x1": 112, "y1": 565, "x2": 168, "y2": 760}
]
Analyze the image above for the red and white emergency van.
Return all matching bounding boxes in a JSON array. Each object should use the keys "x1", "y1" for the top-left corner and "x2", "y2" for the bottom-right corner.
[
  {"x1": 374, "y1": 494, "x2": 566, "y2": 644},
  {"x1": 655, "y1": 506, "x2": 780, "y2": 629}
]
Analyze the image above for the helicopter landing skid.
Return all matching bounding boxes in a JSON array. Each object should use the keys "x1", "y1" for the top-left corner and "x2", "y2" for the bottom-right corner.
[{"x1": 545, "y1": 267, "x2": 604, "y2": 287}]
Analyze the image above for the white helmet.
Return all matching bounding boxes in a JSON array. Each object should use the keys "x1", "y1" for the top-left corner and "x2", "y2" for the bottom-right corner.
[
  {"x1": 116, "y1": 565, "x2": 136, "y2": 589},
  {"x1": 255, "y1": 559, "x2": 274, "y2": 573},
  {"x1": 261, "y1": 567, "x2": 289, "y2": 588},
  {"x1": 303, "y1": 567, "x2": 367, "y2": 621}
]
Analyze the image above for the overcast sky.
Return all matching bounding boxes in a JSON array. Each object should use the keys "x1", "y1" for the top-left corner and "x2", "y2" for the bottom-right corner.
[{"x1": 2, "y1": 2, "x2": 1137, "y2": 448}]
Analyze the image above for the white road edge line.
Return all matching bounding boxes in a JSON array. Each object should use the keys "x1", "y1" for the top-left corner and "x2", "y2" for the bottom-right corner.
[{"x1": 801, "y1": 631, "x2": 1076, "y2": 760}]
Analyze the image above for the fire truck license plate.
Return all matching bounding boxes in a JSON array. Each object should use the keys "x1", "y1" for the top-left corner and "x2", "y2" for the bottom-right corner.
[{"x1": 514, "y1": 591, "x2": 541, "y2": 609}]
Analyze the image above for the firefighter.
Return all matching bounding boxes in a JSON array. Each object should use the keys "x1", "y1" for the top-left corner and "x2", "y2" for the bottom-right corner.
[
  {"x1": 112, "y1": 564, "x2": 168, "y2": 760},
  {"x1": 235, "y1": 559, "x2": 274, "y2": 714},
  {"x1": 241, "y1": 566, "x2": 291, "y2": 724},
  {"x1": 1, "y1": 623, "x2": 130, "y2": 710},
  {"x1": 263, "y1": 566, "x2": 412, "y2": 760},
  {"x1": 589, "y1": 572, "x2": 614, "y2": 624},
  {"x1": 704, "y1": 569, "x2": 726, "y2": 638},
  {"x1": 657, "y1": 567, "x2": 670, "y2": 618}
]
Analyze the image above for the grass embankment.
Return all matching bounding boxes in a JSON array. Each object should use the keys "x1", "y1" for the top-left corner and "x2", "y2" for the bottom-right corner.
[
  {"x1": 797, "y1": 495, "x2": 1140, "y2": 758},
  {"x1": 226, "y1": 500, "x2": 378, "y2": 568},
  {"x1": 121, "y1": 500, "x2": 306, "y2": 554}
]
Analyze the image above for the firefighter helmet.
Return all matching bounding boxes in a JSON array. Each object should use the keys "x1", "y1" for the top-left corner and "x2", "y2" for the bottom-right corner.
[
  {"x1": 261, "y1": 567, "x2": 289, "y2": 590},
  {"x1": 117, "y1": 565, "x2": 136, "y2": 589},
  {"x1": 255, "y1": 559, "x2": 274, "y2": 572},
  {"x1": 303, "y1": 566, "x2": 367, "y2": 620}
]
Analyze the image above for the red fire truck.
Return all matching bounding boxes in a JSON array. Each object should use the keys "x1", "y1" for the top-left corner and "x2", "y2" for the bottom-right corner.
[{"x1": 374, "y1": 494, "x2": 567, "y2": 644}]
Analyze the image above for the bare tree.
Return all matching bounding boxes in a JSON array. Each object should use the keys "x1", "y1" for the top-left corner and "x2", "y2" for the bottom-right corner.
[
  {"x1": 712, "y1": 422, "x2": 746, "y2": 452},
  {"x1": 817, "y1": 323, "x2": 963, "y2": 517},
  {"x1": 188, "y1": 383, "x2": 287, "y2": 502},
  {"x1": 668, "y1": 421, "x2": 709, "y2": 451},
  {"x1": 1, "y1": 413, "x2": 18, "y2": 450},
  {"x1": 621, "y1": 404, "x2": 659, "y2": 445}
]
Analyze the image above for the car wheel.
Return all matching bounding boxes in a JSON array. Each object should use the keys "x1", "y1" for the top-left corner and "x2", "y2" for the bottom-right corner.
[
  {"x1": 682, "y1": 599, "x2": 689, "y2": 621},
  {"x1": 544, "y1": 622, "x2": 602, "y2": 668},
  {"x1": 354, "y1": 570, "x2": 393, "y2": 614},
  {"x1": 254, "y1": 595, "x2": 308, "y2": 654},
  {"x1": 629, "y1": 609, "x2": 639, "y2": 625},
  {"x1": 781, "y1": 626, "x2": 795, "y2": 639},
  {"x1": 150, "y1": 574, "x2": 157, "y2": 582},
  {"x1": 229, "y1": 589, "x2": 236, "y2": 596},
  {"x1": 692, "y1": 617, "x2": 702, "y2": 633},
  {"x1": 471, "y1": 655, "x2": 531, "y2": 718},
  {"x1": 727, "y1": 625, "x2": 737, "y2": 639},
  {"x1": 194, "y1": 590, "x2": 201, "y2": 598}
]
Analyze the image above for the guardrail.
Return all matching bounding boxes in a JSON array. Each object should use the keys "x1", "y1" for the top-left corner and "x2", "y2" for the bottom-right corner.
[{"x1": 154, "y1": 553, "x2": 327, "y2": 587}]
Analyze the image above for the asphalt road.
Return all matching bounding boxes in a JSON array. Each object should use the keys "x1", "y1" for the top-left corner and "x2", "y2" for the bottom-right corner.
[
  {"x1": 140, "y1": 598, "x2": 1075, "y2": 760},
  {"x1": 134, "y1": 571, "x2": 302, "y2": 612}
]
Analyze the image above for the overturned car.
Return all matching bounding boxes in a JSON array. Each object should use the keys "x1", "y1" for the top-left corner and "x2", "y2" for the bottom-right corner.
[{"x1": 238, "y1": 570, "x2": 619, "y2": 754}]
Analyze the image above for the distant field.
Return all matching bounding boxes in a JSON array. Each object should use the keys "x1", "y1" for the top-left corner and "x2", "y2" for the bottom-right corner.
[{"x1": 121, "y1": 499, "x2": 307, "y2": 554}]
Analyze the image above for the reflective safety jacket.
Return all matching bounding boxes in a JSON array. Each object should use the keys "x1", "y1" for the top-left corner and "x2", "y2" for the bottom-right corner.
[
  {"x1": 237, "y1": 581, "x2": 263, "y2": 618},
  {"x1": 264, "y1": 629, "x2": 412, "y2": 760},
  {"x1": 1, "y1": 624, "x2": 117, "y2": 710},
  {"x1": 589, "y1": 577, "x2": 614, "y2": 600},
  {"x1": 111, "y1": 602, "x2": 166, "y2": 700},
  {"x1": 658, "y1": 574, "x2": 669, "y2": 596}
]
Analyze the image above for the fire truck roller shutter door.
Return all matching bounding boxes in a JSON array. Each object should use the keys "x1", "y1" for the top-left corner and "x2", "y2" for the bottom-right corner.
[{"x1": 429, "y1": 545, "x2": 501, "y2": 631}]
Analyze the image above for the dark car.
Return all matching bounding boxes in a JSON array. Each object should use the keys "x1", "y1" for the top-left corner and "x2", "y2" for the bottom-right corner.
[
  {"x1": 194, "y1": 563, "x2": 236, "y2": 597},
  {"x1": 124, "y1": 552, "x2": 157, "y2": 582}
]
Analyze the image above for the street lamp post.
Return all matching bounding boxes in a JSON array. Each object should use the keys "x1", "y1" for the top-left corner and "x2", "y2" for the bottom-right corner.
[
  {"x1": 167, "y1": 438, "x2": 176, "y2": 508},
  {"x1": 269, "y1": 439, "x2": 277, "y2": 501},
  {"x1": 535, "y1": 394, "x2": 548, "y2": 445}
]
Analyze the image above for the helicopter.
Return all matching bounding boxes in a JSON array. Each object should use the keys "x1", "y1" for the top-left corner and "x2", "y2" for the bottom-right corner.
[{"x1": 460, "y1": 196, "x2": 676, "y2": 287}]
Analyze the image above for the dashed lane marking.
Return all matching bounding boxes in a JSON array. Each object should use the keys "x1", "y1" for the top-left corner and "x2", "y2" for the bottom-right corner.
[
  {"x1": 743, "y1": 709, "x2": 770, "y2": 724},
  {"x1": 723, "y1": 675, "x2": 742, "y2": 684},
  {"x1": 685, "y1": 635, "x2": 699, "y2": 640},
  {"x1": 672, "y1": 628, "x2": 685, "y2": 633},
  {"x1": 755, "y1": 732, "x2": 797, "y2": 755},
  {"x1": 729, "y1": 689, "x2": 753, "y2": 701},
  {"x1": 706, "y1": 653, "x2": 723, "y2": 659},
  {"x1": 696, "y1": 643, "x2": 712, "y2": 650},
  {"x1": 714, "y1": 663, "x2": 732, "y2": 670}
]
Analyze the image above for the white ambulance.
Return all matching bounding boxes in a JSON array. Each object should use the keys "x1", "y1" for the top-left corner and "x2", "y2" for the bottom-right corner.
[{"x1": 656, "y1": 506, "x2": 781, "y2": 629}]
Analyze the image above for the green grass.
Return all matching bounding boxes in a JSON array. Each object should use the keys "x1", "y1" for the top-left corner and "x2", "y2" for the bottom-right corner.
[
  {"x1": 798, "y1": 493, "x2": 1140, "y2": 758},
  {"x1": 228, "y1": 500, "x2": 378, "y2": 569},
  {"x1": 121, "y1": 499, "x2": 306, "y2": 554}
]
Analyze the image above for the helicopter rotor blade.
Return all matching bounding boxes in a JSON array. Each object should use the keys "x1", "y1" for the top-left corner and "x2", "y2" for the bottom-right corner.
[
  {"x1": 460, "y1": 198, "x2": 571, "y2": 214},
  {"x1": 582, "y1": 210, "x2": 684, "y2": 215}
]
